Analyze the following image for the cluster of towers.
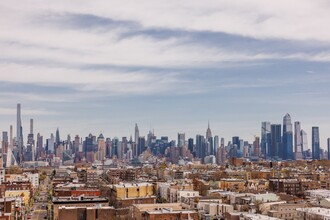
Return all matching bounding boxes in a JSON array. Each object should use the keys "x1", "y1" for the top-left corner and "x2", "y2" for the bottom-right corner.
[
  {"x1": 261, "y1": 113, "x2": 321, "y2": 161},
  {"x1": 1, "y1": 105, "x2": 329, "y2": 166}
]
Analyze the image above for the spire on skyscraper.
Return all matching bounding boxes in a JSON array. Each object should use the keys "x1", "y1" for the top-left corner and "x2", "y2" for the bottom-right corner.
[{"x1": 206, "y1": 121, "x2": 212, "y2": 139}]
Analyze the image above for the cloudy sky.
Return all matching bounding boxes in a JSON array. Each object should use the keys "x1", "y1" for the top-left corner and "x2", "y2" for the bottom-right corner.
[{"x1": 1, "y1": 0, "x2": 330, "y2": 147}]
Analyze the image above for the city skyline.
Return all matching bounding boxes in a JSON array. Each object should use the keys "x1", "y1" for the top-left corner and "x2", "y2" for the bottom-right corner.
[
  {"x1": 1, "y1": 1, "x2": 330, "y2": 147},
  {"x1": 0, "y1": 103, "x2": 329, "y2": 151}
]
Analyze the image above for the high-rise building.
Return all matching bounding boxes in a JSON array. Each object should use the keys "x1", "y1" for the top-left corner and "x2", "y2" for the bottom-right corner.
[
  {"x1": 55, "y1": 128, "x2": 61, "y2": 146},
  {"x1": 137, "y1": 137, "x2": 145, "y2": 156},
  {"x1": 84, "y1": 134, "x2": 94, "y2": 162},
  {"x1": 106, "y1": 138, "x2": 112, "y2": 158},
  {"x1": 301, "y1": 130, "x2": 308, "y2": 159},
  {"x1": 36, "y1": 133, "x2": 44, "y2": 160},
  {"x1": 177, "y1": 133, "x2": 185, "y2": 148},
  {"x1": 261, "y1": 122, "x2": 271, "y2": 159},
  {"x1": 9, "y1": 125, "x2": 13, "y2": 149},
  {"x1": 188, "y1": 138, "x2": 194, "y2": 155},
  {"x1": 294, "y1": 121, "x2": 303, "y2": 160},
  {"x1": 27, "y1": 119, "x2": 35, "y2": 161},
  {"x1": 118, "y1": 137, "x2": 127, "y2": 159},
  {"x1": 270, "y1": 124, "x2": 282, "y2": 159},
  {"x1": 312, "y1": 127, "x2": 320, "y2": 160},
  {"x1": 1, "y1": 131, "x2": 8, "y2": 154},
  {"x1": 282, "y1": 114, "x2": 293, "y2": 160},
  {"x1": 214, "y1": 135, "x2": 219, "y2": 156},
  {"x1": 253, "y1": 136, "x2": 260, "y2": 157},
  {"x1": 96, "y1": 134, "x2": 106, "y2": 161},
  {"x1": 48, "y1": 133, "x2": 55, "y2": 153},
  {"x1": 327, "y1": 138, "x2": 330, "y2": 160},
  {"x1": 134, "y1": 123, "x2": 139, "y2": 158},
  {"x1": 232, "y1": 136, "x2": 240, "y2": 150},
  {"x1": 206, "y1": 121, "x2": 212, "y2": 140},
  {"x1": 196, "y1": 135, "x2": 205, "y2": 160},
  {"x1": 16, "y1": 103, "x2": 23, "y2": 163}
]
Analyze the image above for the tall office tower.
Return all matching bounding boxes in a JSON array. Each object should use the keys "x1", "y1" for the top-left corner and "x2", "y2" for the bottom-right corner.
[
  {"x1": 301, "y1": 130, "x2": 308, "y2": 152},
  {"x1": 206, "y1": 137, "x2": 213, "y2": 156},
  {"x1": 9, "y1": 125, "x2": 13, "y2": 148},
  {"x1": 261, "y1": 122, "x2": 271, "y2": 159},
  {"x1": 206, "y1": 121, "x2": 212, "y2": 140},
  {"x1": 134, "y1": 123, "x2": 139, "y2": 145},
  {"x1": 253, "y1": 136, "x2": 260, "y2": 157},
  {"x1": 106, "y1": 138, "x2": 112, "y2": 158},
  {"x1": 312, "y1": 127, "x2": 320, "y2": 160},
  {"x1": 188, "y1": 138, "x2": 194, "y2": 155},
  {"x1": 134, "y1": 123, "x2": 139, "y2": 158},
  {"x1": 30, "y1": 119, "x2": 33, "y2": 134},
  {"x1": 36, "y1": 133, "x2": 43, "y2": 159},
  {"x1": 66, "y1": 134, "x2": 72, "y2": 150},
  {"x1": 294, "y1": 122, "x2": 303, "y2": 160},
  {"x1": 27, "y1": 119, "x2": 35, "y2": 161},
  {"x1": 1, "y1": 132, "x2": 8, "y2": 154},
  {"x1": 84, "y1": 134, "x2": 94, "y2": 162},
  {"x1": 117, "y1": 140, "x2": 123, "y2": 159},
  {"x1": 16, "y1": 103, "x2": 23, "y2": 163},
  {"x1": 137, "y1": 137, "x2": 145, "y2": 156},
  {"x1": 55, "y1": 128, "x2": 60, "y2": 146},
  {"x1": 214, "y1": 135, "x2": 219, "y2": 156},
  {"x1": 282, "y1": 114, "x2": 293, "y2": 160},
  {"x1": 221, "y1": 138, "x2": 225, "y2": 148},
  {"x1": 232, "y1": 136, "x2": 240, "y2": 153},
  {"x1": 177, "y1": 133, "x2": 185, "y2": 148},
  {"x1": 196, "y1": 135, "x2": 205, "y2": 160},
  {"x1": 219, "y1": 138, "x2": 226, "y2": 164},
  {"x1": 96, "y1": 134, "x2": 106, "y2": 161},
  {"x1": 327, "y1": 138, "x2": 330, "y2": 160},
  {"x1": 73, "y1": 135, "x2": 80, "y2": 154},
  {"x1": 118, "y1": 137, "x2": 128, "y2": 159},
  {"x1": 270, "y1": 124, "x2": 282, "y2": 159},
  {"x1": 48, "y1": 133, "x2": 55, "y2": 153}
]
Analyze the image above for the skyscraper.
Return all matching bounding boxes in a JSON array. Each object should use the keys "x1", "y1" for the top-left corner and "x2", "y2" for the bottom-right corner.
[
  {"x1": 282, "y1": 114, "x2": 293, "y2": 160},
  {"x1": 55, "y1": 128, "x2": 61, "y2": 146},
  {"x1": 261, "y1": 122, "x2": 271, "y2": 159},
  {"x1": 16, "y1": 103, "x2": 23, "y2": 163},
  {"x1": 270, "y1": 124, "x2": 282, "y2": 160},
  {"x1": 294, "y1": 121, "x2": 303, "y2": 160},
  {"x1": 196, "y1": 135, "x2": 205, "y2": 160},
  {"x1": 301, "y1": 130, "x2": 308, "y2": 159},
  {"x1": 27, "y1": 119, "x2": 35, "y2": 161},
  {"x1": 48, "y1": 133, "x2": 55, "y2": 153},
  {"x1": 96, "y1": 133, "x2": 106, "y2": 161},
  {"x1": 1, "y1": 131, "x2": 8, "y2": 154},
  {"x1": 214, "y1": 135, "x2": 219, "y2": 156},
  {"x1": 188, "y1": 138, "x2": 194, "y2": 155},
  {"x1": 134, "y1": 123, "x2": 139, "y2": 158},
  {"x1": 232, "y1": 136, "x2": 240, "y2": 157},
  {"x1": 206, "y1": 121, "x2": 212, "y2": 139},
  {"x1": 177, "y1": 133, "x2": 185, "y2": 148},
  {"x1": 253, "y1": 136, "x2": 260, "y2": 157},
  {"x1": 312, "y1": 127, "x2": 320, "y2": 160}
]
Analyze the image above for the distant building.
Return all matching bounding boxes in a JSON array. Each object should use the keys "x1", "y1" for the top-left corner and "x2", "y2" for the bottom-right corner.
[
  {"x1": 294, "y1": 121, "x2": 303, "y2": 160},
  {"x1": 312, "y1": 127, "x2": 320, "y2": 160},
  {"x1": 282, "y1": 114, "x2": 293, "y2": 160},
  {"x1": 270, "y1": 124, "x2": 282, "y2": 160}
]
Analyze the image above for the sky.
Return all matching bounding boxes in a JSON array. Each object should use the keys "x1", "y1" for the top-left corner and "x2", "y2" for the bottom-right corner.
[{"x1": 1, "y1": 0, "x2": 330, "y2": 147}]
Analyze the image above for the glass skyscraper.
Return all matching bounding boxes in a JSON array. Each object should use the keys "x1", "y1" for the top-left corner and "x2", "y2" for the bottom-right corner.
[
  {"x1": 282, "y1": 114, "x2": 293, "y2": 160},
  {"x1": 312, "y1": 127, "x2": 320, "y2": 160}
]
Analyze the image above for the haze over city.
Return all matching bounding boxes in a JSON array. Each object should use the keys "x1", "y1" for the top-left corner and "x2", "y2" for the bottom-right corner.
[{"x1": 1, "y1": 0, "x2": 330, "y2": 146}]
